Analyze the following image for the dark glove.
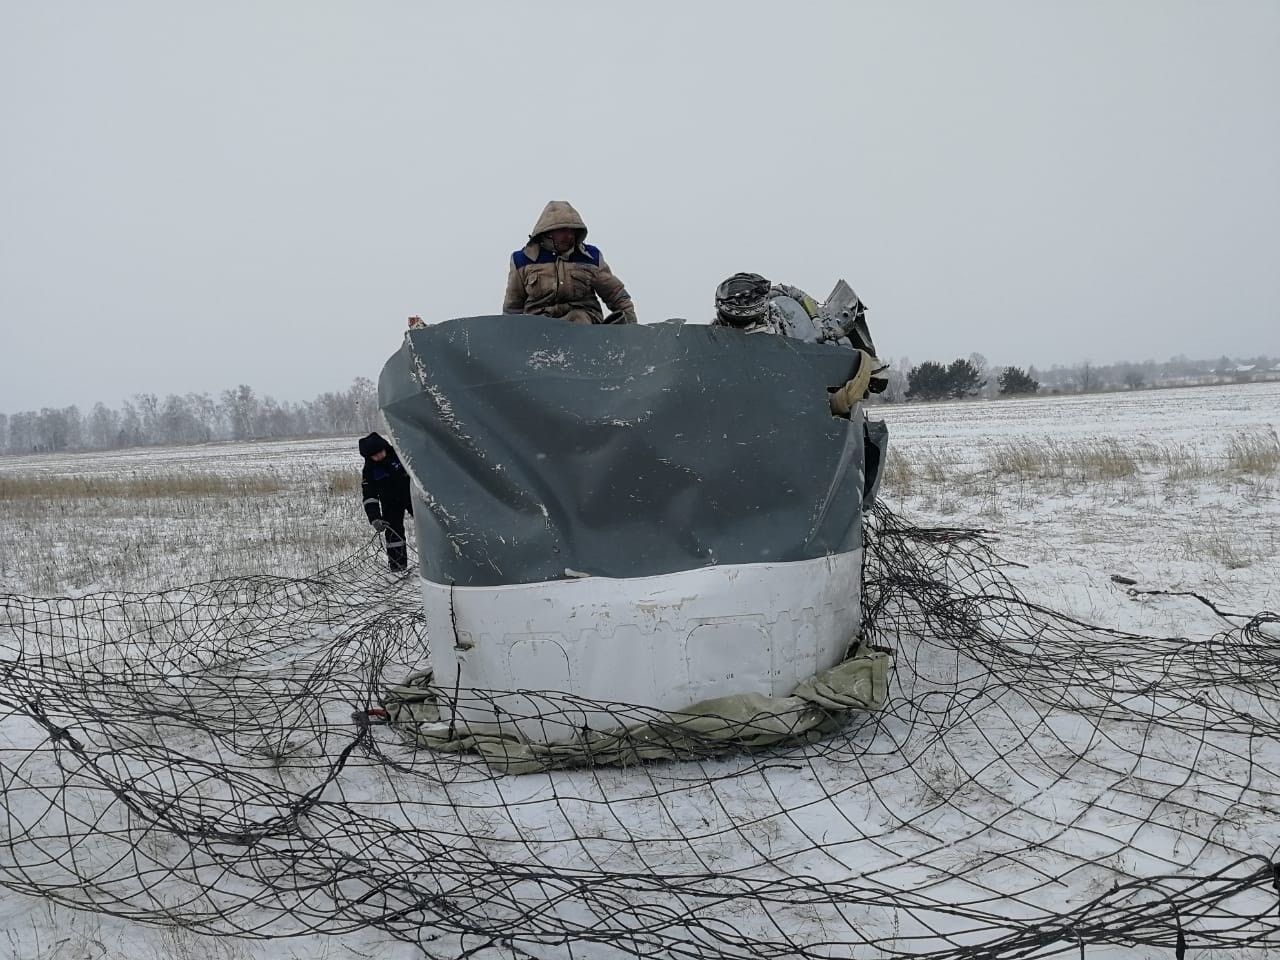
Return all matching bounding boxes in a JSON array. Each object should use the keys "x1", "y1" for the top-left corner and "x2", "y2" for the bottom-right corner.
[
  {"x1": 371, "y1": 519, "x2": 392, "y2": 534},
  {"x1": 868, "y1": 366, "x2": 889, "y2": 394}
]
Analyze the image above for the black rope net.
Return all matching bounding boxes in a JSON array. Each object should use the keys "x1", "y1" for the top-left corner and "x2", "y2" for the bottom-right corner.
[{"x1": 0, "y1": 501, "x2": 1277, "y2": 958}]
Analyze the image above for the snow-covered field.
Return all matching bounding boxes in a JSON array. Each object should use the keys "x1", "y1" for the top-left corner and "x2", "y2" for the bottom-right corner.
[
  {"x1": 0, "y1": 437, "x2": 362, "y2": 593},
  {"x1": 0, "y1": 382, "x2": 1277, "y2": 959},
  {"x1": 880, "y1": 383, "x2": 1279, "y2": 636}
]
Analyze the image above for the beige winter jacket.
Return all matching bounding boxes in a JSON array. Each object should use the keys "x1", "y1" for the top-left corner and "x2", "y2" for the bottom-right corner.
[{"x1": 502, "y1": 201, "x2": 637, "y2": 325}]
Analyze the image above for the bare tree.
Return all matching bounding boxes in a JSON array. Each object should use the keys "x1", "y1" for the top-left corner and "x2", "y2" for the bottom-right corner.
[
  {"x1": 873, "y1": 356, "x2": 907, "y2": 404},
  {"x1": 221, "y1": 385, "x2": 258, "y2": 441},
  {"x1": 8, "y1": 412, "x2": 36, "y2": 453},
  {"x1": 117, "y1": 401, "x2": 144, "y2": 448},
  {"x1": 64, "y1": 406, "x2": 83, "y2": 449},
  {"x1": 133, "y1": 393, "x2": 162, "y2": 443},
  {"x1": 87, "y1": 402, "x2": 120, "y2": 449},
  {"x1": 1078, "y1": 361, "x2": 1096, "y2": 393},
  {"x1": 316, "y1": 388, "x2": 362, "y2": 434},
  {"x1": 253, "y1": 395, "x2": 305, "y2": 438},
  {"x1": 186, "y1": 392, "x2": 219, "y2": 442},
  {"x1": 34, "y1": 407, "x2": 79, "y2": 451},
  {"x1": 968, "y1": 352, "x2": 997, "y2": 398},
  {"x1": 159, "y1": 394, "x2": 218, "y2": 445},
  {"x1": 351, "y1": 377, "x2": 381, "y2": 432}
]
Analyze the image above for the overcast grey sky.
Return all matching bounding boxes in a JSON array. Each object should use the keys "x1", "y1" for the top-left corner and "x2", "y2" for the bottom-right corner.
[{"x1": 2, "y1": 1, "x2": 1277, "y2": 413}]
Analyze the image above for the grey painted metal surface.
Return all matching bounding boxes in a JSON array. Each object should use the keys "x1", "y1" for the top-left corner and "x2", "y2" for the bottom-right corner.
[{"x1": 380, "y1": 315, "x2": 878, "y2": 586}]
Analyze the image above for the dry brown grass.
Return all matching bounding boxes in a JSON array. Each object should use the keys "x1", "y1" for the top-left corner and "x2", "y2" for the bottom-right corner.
[
  {"x1": 881, "y1": 432, "x2": 1275, "y2": 496},
  {"x1": 0, "y1": 473, "x2": 289, "y2": 500},
  {"x1": 324, "y1": 471, "x2": 361, "y2": 496},
  {"x1": 0, "y1": 462, "x2": 372, "y2": 593},
  {"x1": 986, "y1": 441, "x2": 1047, "y2": 481},
  {"x1": 1226, "y1": 429, "x2": 1280, "y2": 476},
  {"x1": 1156, "y1": 446, "x2": 1213, "y2": 483},
  {"x1": 1061, "y1": 439, "x2": 1139, "y2": 481},
  {"x1": 1176, "y1": 530, "x2": 1263, "y2": 570},
  {"x1": 881, "y1": 449, "x2": 916, "y2": 496},
  {"x1": 0, "y1": 469, "x2": 366, "y2": 502},
  {"x1": 882, "y1": 446, "x2": 955, "y2": 498},
  {"x1": 984, "y1": 438, "x2": 1138, "y2": 481}
]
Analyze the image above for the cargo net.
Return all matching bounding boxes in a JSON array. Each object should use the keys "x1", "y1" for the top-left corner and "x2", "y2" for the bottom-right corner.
[{"x1": 0, "y1": 502, "x2": 1278, "y2": 959}]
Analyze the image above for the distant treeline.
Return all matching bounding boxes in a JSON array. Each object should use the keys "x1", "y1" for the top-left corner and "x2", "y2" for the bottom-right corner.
[
  {"x1": 2, "y1": 353, "x2": 1278, "y2": 455},
  {"x1": 875, "y1": 353, "x2": 1279, "y2": 404},
  {"x1": 0, "y1": 379, "x2": 380, "y2": 455}
]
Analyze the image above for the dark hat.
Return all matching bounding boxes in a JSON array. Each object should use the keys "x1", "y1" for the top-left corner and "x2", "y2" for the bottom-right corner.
[{"x1": 359, "y1": 432, "x2": 391, "y2": 459}]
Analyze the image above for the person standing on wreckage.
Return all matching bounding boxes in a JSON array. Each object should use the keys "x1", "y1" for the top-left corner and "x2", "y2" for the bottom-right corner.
[
  {"x1": 711, "y1": 272, "x2": 888, "y2": 415},
  {"x1": 358, "y1": 432, "x2": 414, "y2": 573},
  {"x1": 503, "y1": 201, "x2": 639, "y2": 325}
]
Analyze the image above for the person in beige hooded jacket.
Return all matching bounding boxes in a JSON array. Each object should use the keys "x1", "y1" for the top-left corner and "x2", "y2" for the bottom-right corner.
[{"x1": 503, "y1": 201, "x2": 638, "y2": 325}]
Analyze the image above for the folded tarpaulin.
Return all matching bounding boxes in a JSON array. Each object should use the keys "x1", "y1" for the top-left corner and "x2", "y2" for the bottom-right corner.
[
  {"x1": 379, "y1": 315, "x2": 880, "y2": 587},
  {"x1": 382, "y1": 644, "x2": 894, "y2": 775}
]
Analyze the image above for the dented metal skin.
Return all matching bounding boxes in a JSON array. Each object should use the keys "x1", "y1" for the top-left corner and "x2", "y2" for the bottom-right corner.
[
  {"x1": 378, "y1": 315, "x2": 886, "y2": 742},
  {"x1": 422, "y1": 550, "x2": 864, "y2": 741}
]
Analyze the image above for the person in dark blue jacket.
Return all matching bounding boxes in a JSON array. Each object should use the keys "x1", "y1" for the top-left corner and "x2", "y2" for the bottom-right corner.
[{"x1": 358, "y1": 432, "x2": 414, "y2": 572}]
